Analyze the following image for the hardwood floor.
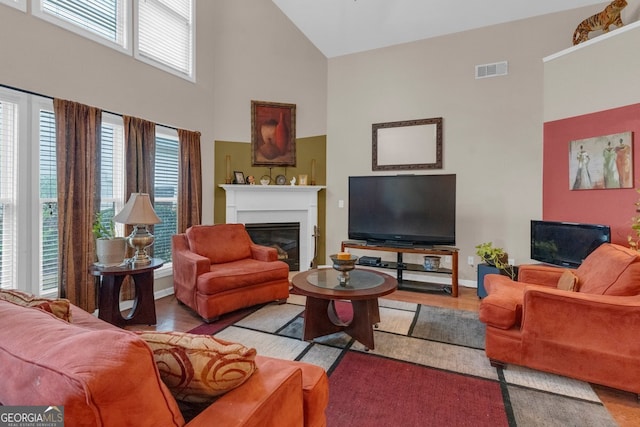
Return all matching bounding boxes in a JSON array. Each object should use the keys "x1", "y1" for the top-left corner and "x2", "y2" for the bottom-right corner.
[{"x1": 130, "y1": 285, "x2": 640, "y2": 426}]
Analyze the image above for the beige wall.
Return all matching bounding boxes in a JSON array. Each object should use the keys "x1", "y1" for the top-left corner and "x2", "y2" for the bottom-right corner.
[
  {"x1": 325, "y1": 7, "x2": 599, "y2": 282},
  {"x1": 544, "y1": 19, "x2": 640, "y2": 122},
  {"x1": 0, "y1": 0, "x2": 327, "y2": 293}
]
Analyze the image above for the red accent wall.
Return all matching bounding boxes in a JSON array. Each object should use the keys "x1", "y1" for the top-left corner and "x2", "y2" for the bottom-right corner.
[{"x1": 543, "y1": 103, "x2": 640, "y2": 245}]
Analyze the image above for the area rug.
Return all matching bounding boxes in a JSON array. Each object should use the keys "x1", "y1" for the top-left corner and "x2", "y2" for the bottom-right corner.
[{"x1": 188, "y1": 295, "x2": 617, "y2": 427}]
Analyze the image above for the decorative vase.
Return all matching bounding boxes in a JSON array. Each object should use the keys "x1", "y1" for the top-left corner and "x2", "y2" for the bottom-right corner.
[
  {"x1": 329, "y1": 254, "x2": 358, "y2": 286},
  {"x1": 423, "y1": 255, "x2": 441, "y2": 271},
  {"x1": 96, "y1": 237, "x2": 126, "y2": 266},
  {"x1": 275, "y1": 111, "x2": 288, "y2": 154}
]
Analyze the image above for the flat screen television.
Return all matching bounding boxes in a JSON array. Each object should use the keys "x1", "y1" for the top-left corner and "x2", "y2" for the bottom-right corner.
[
  {"x1": 530, "y1": 220, "x2": 611, "y2": 268},
  {"x1": 348, "y1": 174, "x2": 456, "y2": 247}
]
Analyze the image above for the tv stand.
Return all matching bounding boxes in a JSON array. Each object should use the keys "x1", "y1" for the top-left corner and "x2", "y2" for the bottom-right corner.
[{"x1": 341, "y1": 242, "x2": 459, "y2": 297}]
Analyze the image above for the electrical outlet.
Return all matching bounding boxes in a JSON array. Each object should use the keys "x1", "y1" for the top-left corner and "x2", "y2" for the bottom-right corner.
[
  {"x1": 338, "y1": 200, "x2": 344, "y2": 208},
  {"x1": 508, "y1": 258, "x2": 515, "y2": 266},
  {"x1": 467, "y1": 256, "x2": 474, "y2": 266},
  {"x1": 444, "y1": 255, "x2": 452, "y2": 264}
]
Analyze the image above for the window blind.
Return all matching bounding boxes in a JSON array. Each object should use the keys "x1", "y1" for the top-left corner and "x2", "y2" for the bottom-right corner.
[
  {"x1": 1, "y1": 0, "x2": 27, "y2": 11},
  {"x1": 38, "y1": 109, "x2": 59, "y2": 293},
  {"x1": 0, "y1": 100, "x2": 18, "y2": 290},
  {"x1": 137, "y1": 0, "x2": 193, "y2": 77},
  {"x1": 154, "y1": 131, "x2": 178, "y2": 262},
  {"x1": 38, "y1": 0, "x2": 127, "y2": 48}
]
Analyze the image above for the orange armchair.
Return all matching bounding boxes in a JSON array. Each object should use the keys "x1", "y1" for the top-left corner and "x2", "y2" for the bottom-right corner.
[
  {"x1": 479, "y1": 243, "x2": 640, "y2": 395},
  {"x1": 172, "y1": 224, "x2": 290, "y2": 322}
]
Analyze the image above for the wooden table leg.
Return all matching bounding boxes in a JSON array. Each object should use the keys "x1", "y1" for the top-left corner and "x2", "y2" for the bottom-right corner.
[
  {"x1": 98, "y1": 275, "x2": 126, "y2": 327},
  {"x1": 303, "y1": 297, "x2": 343, "y2": 341},
  {"x1": 98, "y1": 271, "x2": 156, "y2": 327},
  {"x1": 124, "y1": 271, "x2": 157, "y2": 325},
  {"x1": 346, "y1": 298, "x2": 379, "y2": 350}
]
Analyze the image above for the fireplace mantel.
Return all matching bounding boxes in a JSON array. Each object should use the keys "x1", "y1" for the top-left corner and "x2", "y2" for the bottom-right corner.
[{"x1": 219, "y1": 184, "x2": 325, "y2": 271}]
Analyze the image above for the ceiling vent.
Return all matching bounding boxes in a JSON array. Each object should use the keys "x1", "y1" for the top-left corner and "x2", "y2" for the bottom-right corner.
[{"x1": 475, "y1": 61, "x2": 508, "y2": 79}]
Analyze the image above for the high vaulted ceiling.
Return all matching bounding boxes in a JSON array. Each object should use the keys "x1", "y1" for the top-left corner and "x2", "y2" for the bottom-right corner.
[{"x1": 272, "y1": 0, "x2": 605, "y2": 58}]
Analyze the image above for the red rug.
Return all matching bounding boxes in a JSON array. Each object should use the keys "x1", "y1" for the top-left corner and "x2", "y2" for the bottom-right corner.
[{"x1": 327, "y1": 351, "x2": 508, "y2": 427}]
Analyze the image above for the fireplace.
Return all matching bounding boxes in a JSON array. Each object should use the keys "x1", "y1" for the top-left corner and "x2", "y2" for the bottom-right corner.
[
  {"x1": 246, "y1": 222, "x2": 300, "y2": 271},
  {"x1": 220, "y1": 184, "x2": 324, "y2": 272}
]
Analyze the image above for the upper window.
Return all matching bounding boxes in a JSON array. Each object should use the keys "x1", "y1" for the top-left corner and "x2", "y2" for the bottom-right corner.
[
  {"x1": 31, "y1": 0, "x2": 194, "y2": 80},
  {"x1": 136, "y1": 0, "x2": 194, "y2": 79},
  {"x1": 0, "y1": 0, "x2": 26, "y2": 11},
  {"x1": 33, "y1": 0, "x2": 129, "y2": 53}
]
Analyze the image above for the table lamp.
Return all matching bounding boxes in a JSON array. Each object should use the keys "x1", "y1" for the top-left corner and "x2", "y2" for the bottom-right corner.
[{"x1": 113, "y1": 193, "x2": 161, "y2": 266}]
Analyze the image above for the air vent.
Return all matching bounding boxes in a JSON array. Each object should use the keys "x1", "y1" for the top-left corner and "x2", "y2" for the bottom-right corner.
[{"x1": 475, "y1": 61, "x2": 508, "y2": 79}]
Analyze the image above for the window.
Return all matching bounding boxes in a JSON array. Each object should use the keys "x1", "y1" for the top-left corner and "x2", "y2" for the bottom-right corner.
[
  {"x1": 98, "y1": 114, "x2": 125, "y2": 229},
  {"x1": 33, "y1": 0, "x2": 129, "y2": 53},
  {"x1": 0, "y1": 94, "x2": 19, "y2": 290},
  {"x1": 153, "y1": 128, "x2": 178, "y2": 262},
  {"x1": 1, "y1": 0, "x2": 26, "y2": 11},
  {"x1": 31, "y1": 0, "x2": 195, "y2": 80},
  {"x1": 1, "y1": 86, "x2": 180, "y2": 296},
  {"x1": 136, "y1": 0, "x2": 194, "y2": 79},
  {"x1": 38, "y1": 108, "x2": 58, "y2": 294}
]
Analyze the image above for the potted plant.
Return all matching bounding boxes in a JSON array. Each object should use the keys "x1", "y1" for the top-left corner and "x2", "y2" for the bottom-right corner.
[
  {"x1": 629, "y1": 188, "x2": 640, "y2": 251},
  {"x1": 93, "y1": 212, "x2": 126, "y2": 266},
  {"x1": 475, "y1": 242, "x2": 516, "y2": 280}
]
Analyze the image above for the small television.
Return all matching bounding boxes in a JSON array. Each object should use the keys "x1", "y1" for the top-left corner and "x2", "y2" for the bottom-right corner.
[
  {"x1": 530, "y1": 220, "x2": 611, "y2": 268},
  {"x1": 348, "y1": 174, "x2": 456, "y2": 247}
]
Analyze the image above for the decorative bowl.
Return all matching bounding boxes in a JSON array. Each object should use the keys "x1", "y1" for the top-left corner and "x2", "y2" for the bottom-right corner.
[
  {"x1": 423, "y1": 255, "x2": 441, "y2": 271},
  {"x1": 329, "y1": 254, "x2": 359, "y2": 286}
]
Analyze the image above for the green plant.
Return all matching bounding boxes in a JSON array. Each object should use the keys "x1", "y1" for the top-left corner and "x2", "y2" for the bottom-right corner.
[
  {"x1": 629, "y1": 188, "x2": 640, "y2": 251},
  {"x1": 475, "y1": 242, "x2": 516, "y2": 279},
  {"x1": 92, "y1": 212, "x2": 116, "y2": 240}
]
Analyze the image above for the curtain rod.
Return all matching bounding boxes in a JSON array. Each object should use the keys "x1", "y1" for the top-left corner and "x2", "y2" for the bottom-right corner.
[{"x1": 0, "y1": 83, "x2": 180, "y2": 132}]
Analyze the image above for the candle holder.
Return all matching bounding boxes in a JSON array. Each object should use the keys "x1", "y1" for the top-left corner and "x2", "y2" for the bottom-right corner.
[{"x1": 329, "y1": 254, "x2": 358, "y2": 286}]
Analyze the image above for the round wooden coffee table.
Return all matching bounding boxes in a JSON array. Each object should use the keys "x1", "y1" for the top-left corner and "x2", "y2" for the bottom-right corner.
[{"x1": 291, "y1": 267, "x2": 397, "y2": 350}]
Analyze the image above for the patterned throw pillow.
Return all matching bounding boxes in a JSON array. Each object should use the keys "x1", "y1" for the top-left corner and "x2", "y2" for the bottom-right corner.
[
  {"x1": 136, "y1": 331, "x2": 257, "y2": 403},
  {"x1": 0, "y1": 289, "x2": 72, "y2": 322},
  {"x1": 557, "y1": 269, "x2": 579, "y2": 292}
]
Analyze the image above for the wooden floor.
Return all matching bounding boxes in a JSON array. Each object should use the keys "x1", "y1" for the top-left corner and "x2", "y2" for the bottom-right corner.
[{"x1": 132, "y1": 285, "x2": 640, "y2": 426}]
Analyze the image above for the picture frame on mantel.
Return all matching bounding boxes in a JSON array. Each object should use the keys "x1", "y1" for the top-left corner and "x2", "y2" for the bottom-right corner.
[
  {"x1": 251, "y1": 100, "x2": 296, "y2": 167},
  {"x1": 372, "y1": 117, "x2": 443, "y2": 171}
]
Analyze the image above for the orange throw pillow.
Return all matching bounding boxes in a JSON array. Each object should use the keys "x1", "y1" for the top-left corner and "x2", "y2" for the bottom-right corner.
[
  {"x1": 137, "y1": 331, "x2": 257, "y2": 403},
  {"x1": 557, "y1": 269, "x2": 579, "y2": 292},
  {"x1": 0, "y1": 289, "x2": 72, "y2": 321}
]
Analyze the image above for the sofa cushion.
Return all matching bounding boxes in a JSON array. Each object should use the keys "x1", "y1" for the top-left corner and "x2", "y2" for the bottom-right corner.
[
  {"x1": 197, "y1": 258, "x2": 289, "y2": 294},
  {"x1": 0, "y1": 289, "x2": 72, "y2": 322},
  {"x1": 0, "y1": 300, "x2": 185, "y2": 427},
  {"x1": 577, "y1": 243, "x2": 640, "y2": 296},
  {"x1": 557, "y1": 270, "x2": 579, "y2": 292},
  {"x1": 137, "y1": 331, "x2": 257, "y2": 403},
  {"x1": 478, "y1": 284, "x2": 524, "y2": 330},
  {"x1": 186, "y1": 224, "x2": 253, "y2": 264}
]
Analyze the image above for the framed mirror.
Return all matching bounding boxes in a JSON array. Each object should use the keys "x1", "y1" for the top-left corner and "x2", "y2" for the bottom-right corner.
[{"x1": 372, "y1": 117, "x2": 442, "y2": 171}]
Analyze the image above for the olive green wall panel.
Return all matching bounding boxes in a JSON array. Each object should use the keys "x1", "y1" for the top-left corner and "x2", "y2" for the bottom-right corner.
[{"x1": 214, "y1": 136, "x2": 327, "y2": 267}]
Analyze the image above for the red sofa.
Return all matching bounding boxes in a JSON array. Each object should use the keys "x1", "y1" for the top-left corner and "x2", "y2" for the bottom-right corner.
[
  {"x1": 479, "y1": 243, "x2": 640, "y2": 395},
  {"x1": 173, "y1": 224, "x2": 290, "y2": 322},
  {"x1": 0, "y1": 298, "x2": 329, "y2": 427}
]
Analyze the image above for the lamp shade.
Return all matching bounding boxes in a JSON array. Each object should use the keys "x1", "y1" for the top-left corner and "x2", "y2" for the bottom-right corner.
[{"x1": 113, "y1": 193, "x2": 161, "y2": 225}]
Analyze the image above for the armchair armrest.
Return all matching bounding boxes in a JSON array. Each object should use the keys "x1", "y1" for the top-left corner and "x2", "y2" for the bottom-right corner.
[
  {"x1": 521, "y1": 287, "x2": 640, "y2": 355},
  {"x1": 172, "y1": 235, "x2": 211, "y2": 287},
  {"x1": 517, "y1": 264, "x2": 564, "y2": 287},
  {"x1": 250, "y1": 244, "x2": 278, "y2": 262}
]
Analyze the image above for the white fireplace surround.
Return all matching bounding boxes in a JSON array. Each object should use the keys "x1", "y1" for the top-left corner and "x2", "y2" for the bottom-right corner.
[{"x1": 220, "y1": 185, "x2": 325, "y2": 271}]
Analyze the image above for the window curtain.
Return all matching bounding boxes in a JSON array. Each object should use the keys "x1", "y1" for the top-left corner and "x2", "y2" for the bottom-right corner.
[
  {"x1": 54, "y1": 99, "x2": 101, "y2": 312},
  {"x1": 122, "y1": 116, "x2": 156, "y2": 300},
  {"x1": 177, "y1": 129, "x2": 202, "y2": 232}
]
